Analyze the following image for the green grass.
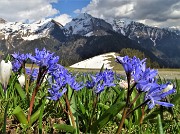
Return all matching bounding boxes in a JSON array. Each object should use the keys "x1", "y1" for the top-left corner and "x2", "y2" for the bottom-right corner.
[{"x1": 1, "y1": 66, "x2": 180, "y2": 133}]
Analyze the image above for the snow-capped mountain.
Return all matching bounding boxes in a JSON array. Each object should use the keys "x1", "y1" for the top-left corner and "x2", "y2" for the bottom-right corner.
[
  {"x1": 106, "y1": 18, "x2": 133, "y2": 36},
  {"x1": 166, "y1": 26, "x2": 180, "y2": 35},
  {"x1": 0, "y1": 18, "x2": 63, "y2": 41},
  {"x1": 106, "y1": 18, "x2": 179, "y2": 46},
  {"x1": 0, "y1": 18, "x2": 6, "y2": 23},
  {"x1": 0, "y1": 13, "x2": 180, "y2": 68},
  {"x1": 64, "y1": 13, "x2": 113, "y2": 36},
  {"x1": 0, "y1": 18, "x2": 66, "y2": 50}
]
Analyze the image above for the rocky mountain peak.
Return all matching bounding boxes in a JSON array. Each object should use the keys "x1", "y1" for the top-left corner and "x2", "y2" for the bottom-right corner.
[
  {"x1": 0, "y1": 18, "x2": 64, "y2": 41},
  {"x1": 64, "y1": 13, "x2": 113, "y2": 36},
  {"x1": 0, "y1": 18, "x2": 6, "y2": 23}
]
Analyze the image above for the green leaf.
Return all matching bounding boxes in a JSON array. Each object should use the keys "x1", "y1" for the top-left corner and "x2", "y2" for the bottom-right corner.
[
  {"x1": 39, "y1": 98, "x2": 46, "y2": 134},
  {"x1": 5, "y1": 54, "x2": 11, "y2": 62},
  {"x1": 175, "y1": 78, "x2": 179, "y2": 94},
  {"x1": 171, "y1": 93, "x2": 180, "y2": 104},
  {"x1": 131, "y1": 90, "x2": 142, "y2": 125},
  {"x1": 15, "y1": 83, "x2": 26, "y2": 100},
  {"x1": 30, "y1": 108, "x2": 41, "y2": 125},
  {"x1": 98, "y1": 103, "x2": 128, "y2": 126},
  {"x1": 67, "y1": 85, "x2": 79, "y2": 133},
  {"x1": 99, "y1": 64, "x2": 104, "y2": 73},
  {"x1": 91, "y1": 102, "x2": 125, "y2": 133},
  {"x1": 2, "y1": 101, "x2": 9, "y2": 134},
  {"x1": 111, "y1": 86, "x2": 121, "y2": 95},
  {"x1": 13, "y1": 106, "x2": 28, "y2": 125},
  {"x1": 78, "y1": 98, "x2": 86, "y2": 115},
  {"x1": 53, "y1": 124, "x2": 76, "y2": 133},
  {"x1": 144, "y1": 108, "x2": 160, "y2": 122},
  {"x1": 157, "y1": 114, "x2": 164, "y2": 134}
]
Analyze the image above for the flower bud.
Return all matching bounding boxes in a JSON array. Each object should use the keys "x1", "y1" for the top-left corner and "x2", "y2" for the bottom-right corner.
[
  {"x1": 119, "y1": 79, "x2": 128, "y2": 89},
  {"x1": 18, "y1": 74, "x2": 25, "y2": 87},
  {"x1": 0, "y1": 60, "x2": 12, "y2": 89},
  {"x1": 163, "y1": 84, "x2": 173, "y2": 93}
]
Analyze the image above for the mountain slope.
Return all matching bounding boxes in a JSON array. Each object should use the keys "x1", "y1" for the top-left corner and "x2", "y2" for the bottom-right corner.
[
  {"x1": 0, "y1": 13, "x2": 180, "y2": 68},
  {"x1": 106, "y1": 19, "x2": 180, "y2": 67}
]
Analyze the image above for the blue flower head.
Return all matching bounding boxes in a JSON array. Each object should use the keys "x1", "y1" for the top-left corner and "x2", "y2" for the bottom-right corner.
[
  {"x1": 133, "y1": 68, "x2": 158, "y2": 92},
  {"x1": 116, "y1": 56, "x2": 146, "y2": 75},
  {"x1": 12, "y1": 52, "x2": 30, "y2": 61},
  {"x1": 26, "y1": 68, "x2": 39, "y2": 81},
  {"x1": 145, "y1": 83, "x2": 176, "y2": 109},
  {"x1": 29, "y1": 48, "x2": 59, "y2": 71},
  {"x1": 47, "y1": 87, "x2": 67, "y2": 101},
  {"x1": 86, "y1": 69, "x2": 115, "y2": 94},
  {"x1": 12, "y1": 60, "x2": 22, "y2": 72},
  {"x1": 116, "y1": 55, "x2": 176, "y2": 110},
  {"x1": 116, "y1": 56, "x2": 133, "y2": 74},
  {"x1": 11, "y1": 52, "x2": 30, "y2": 72},
  {"x1": 47, "y1": 65, "x2": 84, "y2": 100}
]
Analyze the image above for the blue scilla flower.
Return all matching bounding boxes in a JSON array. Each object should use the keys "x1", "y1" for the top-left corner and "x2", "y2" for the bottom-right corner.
[
  {"x1": 116, "y1": 56, "x2": 133, "y2": 74},
  {"x1": 116, "y1": 56, "x2": 146, "y2": 75},
  {"x1": 12, "y1": 60, "x2": 22, "y2": 72},
  {"x1": 86, "y1": 69, "x2": 115, "y2": 94},
  {"x1": 86, "y1": 80, "x2": 95, "y2": 89},
  {"x1": 29, "y1": 48, "x2": 59, "y2": 70},
  {"x1": 133, "y1": 68, "x2": 158, "y2": 92},
  {"x1": 47, "y1": 86, "x2": 67, "y2": 101},
  {"x1": 47, "y1": 64, "x2": 84, "y2": 100},
  {"x1": 116, "y1": 56, "x2": 158, "y2": 92},
  {"x1": 68, "y1": 77, "x2": 84, "y2": 91},
  {"x1": 26, "y1": 68, "x2": 39, "y2": 81},
  {"x1": 12, "y1": 52, "x2": 30, "y2": 61},
  {"x1": 11, "y1": 52, "x2": 30, "y2": 71},
  {"x1": 145, "y1": 83, "x2": 176, "y2": 109}
]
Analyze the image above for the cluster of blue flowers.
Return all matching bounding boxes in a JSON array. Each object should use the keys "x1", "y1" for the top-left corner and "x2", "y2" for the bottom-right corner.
[
  {"x1": 12, "y1": 48, "x2": 84, "y2": 101},
  {"x1": 12, "y1": 52, "x2": 30, "y2": 71},
  {"x1": 86, "y1": 69, "x2": 115, "y2": 94},
  {"x1": 48, "y1": 64, "x2": 84, "y2": 100},
  {"x1": 11, "y1": 48, "x2": 175, "y2": 109},
  {"x1": 116, "y1": 56, "x2": 175, "y2": 109}
]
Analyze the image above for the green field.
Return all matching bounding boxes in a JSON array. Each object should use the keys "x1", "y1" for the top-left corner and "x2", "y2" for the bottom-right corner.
[{"x1": 69, "y1": 67, "x2": 180, "y2": 79}]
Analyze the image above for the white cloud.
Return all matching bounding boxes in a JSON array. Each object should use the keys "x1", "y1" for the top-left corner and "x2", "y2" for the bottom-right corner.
[
  {"x1": 74, "y1": 9, "x2": 81, "y2": 14},
  {"x1": 77, "y1": 0, "x2": 180, "y2": 28},
  {"x1": 0, "y1": 0, "x2": 59, "y2": 22},
  {"x1": 54, "y1": 14, "x2": 72, "y2": 26}
]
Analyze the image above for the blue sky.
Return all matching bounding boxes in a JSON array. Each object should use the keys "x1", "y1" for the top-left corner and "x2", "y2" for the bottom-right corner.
[
  {"x1": 52, "y1": 0, "x2": 90, "y2": 17},
  {"x1": 0, "y1": 0, "x2": 180, "y2": 28}
]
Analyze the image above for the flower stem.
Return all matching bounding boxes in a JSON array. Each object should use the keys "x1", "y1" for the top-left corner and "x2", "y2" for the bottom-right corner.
[
  {"x1": 126, "y1": 99, "x2": 149, "y2": 118},
  {"x1": 28, "y1": 85, "x2": 39, "y2": 122},
  {"x1": 129, "y1": 92, "x2": 140, "y2": 109},
  {"x1": 116, "y1": 107, "x2": 128, "y2": 134},
  {"x1": 140, "y1": 106, "x2": 145, "y2": 124},
  {"x1": 27, "y1": 68, "x2": 47, "y2": 123},
  {"x1": 65, "y1": 94, "x2": 76, "y2": 128},
  {"x1": 116, "y1": 73, "x2": 131, "y2": 134}
]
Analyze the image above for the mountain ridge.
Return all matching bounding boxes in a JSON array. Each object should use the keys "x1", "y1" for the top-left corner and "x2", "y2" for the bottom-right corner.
[{"x1": 0, "y1": 13, "x2": 180, "y2": 68}]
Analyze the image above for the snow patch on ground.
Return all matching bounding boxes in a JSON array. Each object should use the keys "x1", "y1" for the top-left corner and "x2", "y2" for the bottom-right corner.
[
  {"x1": 70, "y1": 52, "x2": 116, "y2": 69},
  {"x1": 150, "y1": 37, "x2": 156, "y2": 46},
  {"x1": 85, "y1": 31, "x2": 94, "y2": 37}
]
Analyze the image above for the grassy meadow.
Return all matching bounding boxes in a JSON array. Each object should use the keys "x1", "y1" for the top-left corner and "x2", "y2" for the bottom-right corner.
[
  {"x1": 0, "y1": 67, "x2": 179, "y2": 133},
  {"x1": 0, "y1": 53, "x2": 180, "y2": 133}
]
